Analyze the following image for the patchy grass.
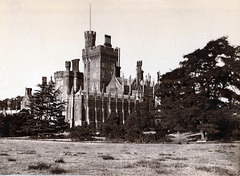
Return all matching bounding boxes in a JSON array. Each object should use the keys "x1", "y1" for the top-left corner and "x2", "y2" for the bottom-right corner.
[
  {"x1": 135, "y1": 160, "x2": 169, "y2": 168},
  {"x1": 28, "y1": 162, "x2": 51, "y2": 170},
  {"x1": 195, "y1": 166, "x2": 211, "y2": 172},
  {"x1": 195, "y1": 166, "x2": 233, "y2": 175},
  {"x1": 55, "y1": 158, "x2": 65, "y2": 163},
  {"x1": 100, "y1": 155, "x2": 115, "y2": 160},
  {"x1": 0, "y1": 139, "x2": 239, "y2": 175},
  {"x1": 50, "y1": 166, "x2": 67, "y2": 174},
  {"x1": 174, "y1": 162, "x2": 188, "y2": 168},
  {"x1": 164, "y1": 156, "x2": 188, "y2": 160},
  {"x1": 123, "y1": 164, "x2": 135, "y2": 168},
  {"x1": 77, "y1": 152, "x2": 87, "y2": 155},
  {"x1": 19, "y1": 150, "x2": 36, "y2": 155},
  {"x1": 8, "y1": 158, "x2": 16, "y2": 161},
  {"x1": 159, "y1": 153, "x2": 173, "y2": 156},
  {"x1": 155, "y1": 169, "x2": 170, "y2": 175}
]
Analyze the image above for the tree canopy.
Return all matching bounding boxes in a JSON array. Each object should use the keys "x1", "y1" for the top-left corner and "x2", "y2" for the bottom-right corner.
[
  {"x1": 156, "y1": 37, "x2": 240, "y2": 139},
  {"x1": 20, "y1": 81, "x2": 68, "y2": 135}
]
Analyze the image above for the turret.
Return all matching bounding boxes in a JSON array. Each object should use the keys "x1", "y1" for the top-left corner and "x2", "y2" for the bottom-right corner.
[
  {"x1": 84, "y1": 31, "x2": 96, "y2": 49},
  {"x1": 136, "y1": 60, "x2": 144, "y2": 81}
]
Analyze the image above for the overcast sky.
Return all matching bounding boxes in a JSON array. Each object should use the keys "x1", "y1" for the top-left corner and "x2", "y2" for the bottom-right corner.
[{"x1": 0, "y1": 0, "x2": 240, "y2": 100}]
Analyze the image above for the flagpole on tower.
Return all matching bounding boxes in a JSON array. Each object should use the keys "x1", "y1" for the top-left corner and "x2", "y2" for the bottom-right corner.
[{"x1": 89, "y1": 3, "x2": 91, "y2": 31}]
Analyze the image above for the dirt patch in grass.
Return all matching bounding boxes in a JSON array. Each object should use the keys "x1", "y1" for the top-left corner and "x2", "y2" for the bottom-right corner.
[{"x1": 0, "y1": 153, "x2": 9, "y2": 156}]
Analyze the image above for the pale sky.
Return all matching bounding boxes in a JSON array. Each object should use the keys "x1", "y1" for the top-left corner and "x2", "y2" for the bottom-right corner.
[{"x1": 0, "y1": 0, "x2": 240, "y2": 100}]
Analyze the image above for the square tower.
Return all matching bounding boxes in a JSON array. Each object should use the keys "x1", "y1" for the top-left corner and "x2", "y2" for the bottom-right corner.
[{"x1": 82, "y1": 31, "x2": 120, "y2": 92}]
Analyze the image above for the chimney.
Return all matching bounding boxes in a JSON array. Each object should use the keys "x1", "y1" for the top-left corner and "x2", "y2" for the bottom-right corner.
[
  {"x1": 72, "y1": 59, "x2": 80, "y2": 72},
  {"x1": 136, "y1": 61, "x2": 143, "y2": 81},
  {"x1": 104, "y1": 35, "x2": 112, "y2": 47},
  {"x1": 115, "y1": 65, "x2": 121, "y2": 77},
  {"x1": 42, "y1": 77, "x2": 47, "y2": 85},
  {"x1": 65, "y1": 61, "x2": 71, "y2": 71},
  {"x1": 25, "y1": 88, "x2": 32, "y2": 97}
]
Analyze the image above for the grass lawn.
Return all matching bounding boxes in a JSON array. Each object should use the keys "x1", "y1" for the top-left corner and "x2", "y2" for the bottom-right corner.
[{"x1": 0, "y1": 139, "x2": 239, "y2": 175}]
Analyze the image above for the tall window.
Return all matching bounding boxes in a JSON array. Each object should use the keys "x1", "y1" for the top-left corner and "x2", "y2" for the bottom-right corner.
[{"x1": 88, "y1": 62, "x2": 90, "y2": 72}]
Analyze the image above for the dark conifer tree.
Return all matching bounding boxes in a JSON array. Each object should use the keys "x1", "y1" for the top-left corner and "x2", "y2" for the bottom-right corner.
[{"x1": 21, "y1": 80, "x2": 68, "y2": 135}]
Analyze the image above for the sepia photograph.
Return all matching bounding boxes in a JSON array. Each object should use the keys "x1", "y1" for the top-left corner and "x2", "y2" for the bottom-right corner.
[{"x1": 0, "y1": 0, "x2": 240, "y2": 175}]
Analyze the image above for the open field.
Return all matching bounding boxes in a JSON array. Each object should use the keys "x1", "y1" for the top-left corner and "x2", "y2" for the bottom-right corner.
[{"x1": 0, "y1": 139, "x2": 239, "y2": 175}]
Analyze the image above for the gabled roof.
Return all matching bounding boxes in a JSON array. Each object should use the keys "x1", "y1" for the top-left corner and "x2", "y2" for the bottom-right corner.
[{"x1": 131, "y1": 78, "x2": 143, "y2": 91}]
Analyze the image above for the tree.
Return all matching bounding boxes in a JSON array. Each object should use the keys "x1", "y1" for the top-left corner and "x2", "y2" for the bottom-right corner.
[
  {"x1": 156, "y1": 37, "x2": 240, "y2": 139},
  {"x1": 0, "y1": 111, "x2": 30, "y2": 137},
  {"x1": 26, "y1": 81, "x2": 68, "y2": 134}
]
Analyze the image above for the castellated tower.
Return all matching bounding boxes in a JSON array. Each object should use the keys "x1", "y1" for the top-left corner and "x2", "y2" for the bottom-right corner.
[
  {"x1": 84, "y1": 31, "x2": 96, "y2": 49},
  {"x1": 82, "y1": 31, "x2": 120, "y2": 92},
  {"x1": 54, "y1": 59, "x2": 83, "y2": 101}
]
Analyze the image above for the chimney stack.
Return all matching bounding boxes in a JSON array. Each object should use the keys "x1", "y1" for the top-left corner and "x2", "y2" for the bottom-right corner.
[
  {"x1": 104, "y1": 35, "x2": 112, "y2": 47},
  {"x1": 42, "y1": 77, "x2": 47, "y2": 85}
]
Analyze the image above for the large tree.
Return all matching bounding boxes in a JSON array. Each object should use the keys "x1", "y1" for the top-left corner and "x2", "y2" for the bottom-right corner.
[
  {"x1": 156, "y1": 37, "x2": 240, "y2": 139},
  {"x1": 21, "y1": 80, "x2": 68, "y2": 135}
]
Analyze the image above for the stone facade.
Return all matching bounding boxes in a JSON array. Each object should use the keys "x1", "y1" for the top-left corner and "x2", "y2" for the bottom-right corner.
[{"x1": 21, "y1": 30, "x2": 156, "y2": 128}]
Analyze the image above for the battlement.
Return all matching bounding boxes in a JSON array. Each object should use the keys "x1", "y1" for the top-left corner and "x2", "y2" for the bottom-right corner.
[
  {"x1": 54, "y1": 71, "x2": 64, "y2": 78},
  {"x1": 82, "y1": 45, "x2": 119, "y2": 54},
  {"x1": 137, "y1": 60, "x2": 142, "y2": 67},
  {"x1": 63, "y1": 71, "x2": 74, "y2": 77},
  {"x1": 84, "y1": 31, "x2": 96, "y2": 36},
  {"x1": 84, "y1": 30, "x2": 96, "y2": 49}
]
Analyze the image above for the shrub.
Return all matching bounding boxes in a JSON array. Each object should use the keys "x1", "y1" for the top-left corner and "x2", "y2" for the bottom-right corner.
[{"x1": 70, "y1": 125, "x2": 93, "y2": 141}]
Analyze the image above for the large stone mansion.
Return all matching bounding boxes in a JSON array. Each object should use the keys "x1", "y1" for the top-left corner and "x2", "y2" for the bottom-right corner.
[{"x1": 21, "y1": 29, "x2": 158, "y2": 128}]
